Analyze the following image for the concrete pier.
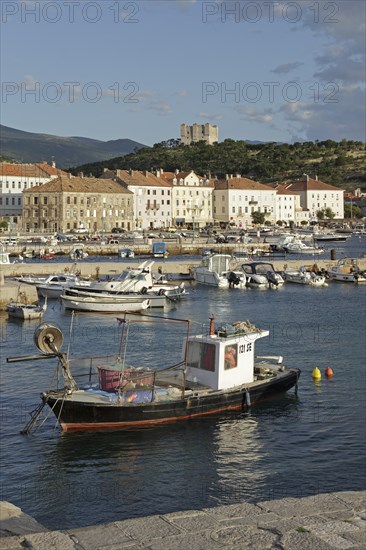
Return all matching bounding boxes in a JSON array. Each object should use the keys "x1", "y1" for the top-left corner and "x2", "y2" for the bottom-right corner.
[{"x1": 1, "y1": 491, "x2": 365, "y2": 549}]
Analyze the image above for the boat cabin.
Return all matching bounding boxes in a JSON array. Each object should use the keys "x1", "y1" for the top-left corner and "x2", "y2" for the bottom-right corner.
[{"x1": 184, "y1": 321, "x2": 269, "y2": 391}]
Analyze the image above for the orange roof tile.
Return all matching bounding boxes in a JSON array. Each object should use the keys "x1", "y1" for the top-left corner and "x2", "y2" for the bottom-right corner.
[
  {"x1": 214, "y1": 177, "x2": 274, "y2": 191},
  {"x1": 288, "y1": 177, "x2": 342, "y2": 192},
  {"x1": 24, "y1": 175, "x2": 133, "y2": 194}
]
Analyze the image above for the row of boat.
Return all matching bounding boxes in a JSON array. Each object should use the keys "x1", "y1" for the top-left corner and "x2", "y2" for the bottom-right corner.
[{"x1": 192, "y1": 254, "x2": 366, "y2": 288}]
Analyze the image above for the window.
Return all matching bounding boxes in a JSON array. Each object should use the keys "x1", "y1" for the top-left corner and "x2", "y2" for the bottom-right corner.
[
  {"x1": 34, "y1": 197, "x2": 38, "y2": 205},
  {"x1": 67, "y1": 196, "x2": 71, "y2": 204},
  {"x1": 187, "y1": 342, "x2": 216, "y2": 372},
  {"x1": 43, "y1": 197, "x2": 48, "y2": 205}
]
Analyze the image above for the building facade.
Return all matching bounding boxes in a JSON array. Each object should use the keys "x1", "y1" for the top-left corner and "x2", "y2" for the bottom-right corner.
[
  {"x1": 22, "y1": 175, "x2": 134, "y2": 233},
  {"x1": 285, "y1": 175, "x2": 344, "y2": 220},
  {"x1": 100, "y1": 170, "x2": 172, "y2": 230},
  {"x1": 180, "y1": 123, "x2": 218, "y2": 145},
  {"x1": 159, "y1": 170, "x2": 214, "y2": 228},
  {"x1": 0, "y1": 162, "x2": 65, "y2": 222},
  {"x1": 213, "y1": 176, "x2": 277, "y2": 227}
]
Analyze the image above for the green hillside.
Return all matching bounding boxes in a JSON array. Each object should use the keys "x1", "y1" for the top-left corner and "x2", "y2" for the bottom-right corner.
[{"x1": 71, "y1": 139, "x2": 366, "y2": 189}]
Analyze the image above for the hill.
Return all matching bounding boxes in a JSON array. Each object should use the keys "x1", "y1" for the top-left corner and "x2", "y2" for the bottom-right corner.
[
  {"x1": 0, "y1": 125, "x2": 146, "y2": 168},
  {"x1": 71, "y1": 139, "x2": 366, "y2": 189}
]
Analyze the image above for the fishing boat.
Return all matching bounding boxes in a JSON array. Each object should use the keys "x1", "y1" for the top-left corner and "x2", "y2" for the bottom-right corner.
[
  {"x1": 7, "y1": 299, "x2": 47, "y2": 320},
  {"x1": 193, "y1": 254, "x2": 246, "y2": 288},
  {"x1": 9, "y1": 316, "x2": 300, "y2": 432},
  {"x1": 60, "y1": 293, "x2": 150, "y2": 313},
  {"x1": 313, "y1": 232, "x2": 349, "y2": 242},
  {"x1": 283, "y1": 268, "x2": 327, "y2": 286},
  {"x1": 241, "y1": 262, "x2": 284, "y2": 288},
  {"x1": 327, "y1": 258, "x2": 366, "y2": 283},
  {"x1": 35, "y1": 274, "x2": 91, "y2": 299}
]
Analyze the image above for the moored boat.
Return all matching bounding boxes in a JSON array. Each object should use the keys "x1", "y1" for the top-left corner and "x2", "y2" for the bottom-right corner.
[
  {"x1": 283, "y1": 268, "x2": 327, "y2": 286},
  {"x1": 8, "y1": 316, "x2": 301, "y2": 433},
  {"x1": 193, "y1": 254, "x2": 246, "y2": 288},
  {"x1": 327, "y1": 258, "x2": 366, "y2": 283},
  {"x1": 241, "y1": 262, "x2": 284, "y2": 288},
  {"x1": 7, "y1": 299, "x2": 47, "y2": 320},
  {"x1": 60, "y1": 293, "x2": 150, "y2": 313}
]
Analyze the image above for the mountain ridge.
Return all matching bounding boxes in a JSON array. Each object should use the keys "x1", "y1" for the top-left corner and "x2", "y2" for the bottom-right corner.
[{"x1": 0, "y1": 125, "x2": 146, "y2": 168}]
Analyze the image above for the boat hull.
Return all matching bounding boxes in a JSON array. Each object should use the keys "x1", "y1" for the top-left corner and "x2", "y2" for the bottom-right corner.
[
  {"x1": 60, "y1": 295, "x2": 150, "y2": 312},
  {"x1": 44, "y1": 368, "x2": 300, "y2": 431}
]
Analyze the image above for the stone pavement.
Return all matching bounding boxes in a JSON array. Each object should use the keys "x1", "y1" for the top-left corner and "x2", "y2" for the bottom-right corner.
[{"x1": 1, "y1": 491, "x2": 365, "y2": 549}]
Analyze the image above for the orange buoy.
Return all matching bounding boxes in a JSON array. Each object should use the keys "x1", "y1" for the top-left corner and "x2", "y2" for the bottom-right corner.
[{"x1": 325, "y1": 367, "x2": 334, "y2": 377}]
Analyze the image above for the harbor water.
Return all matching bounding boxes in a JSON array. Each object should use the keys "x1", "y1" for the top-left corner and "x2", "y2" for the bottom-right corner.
[{"x1": 0, "y1": 237, "x2": 365, "y2": 530}]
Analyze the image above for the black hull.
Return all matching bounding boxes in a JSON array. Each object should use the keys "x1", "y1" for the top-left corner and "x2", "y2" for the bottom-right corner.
[{"x1": 44, "y1": 369, "x2": 300, "y2": 431}]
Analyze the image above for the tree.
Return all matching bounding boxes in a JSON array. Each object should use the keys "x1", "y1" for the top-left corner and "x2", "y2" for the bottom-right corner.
[
  {"x1": 344, "y1": 204, "x2": 363, "y2": 219},
  {"x1": 276, "y1": 220, "x2": 283, "y2": 226},
  {"x1": 324, "y1": 207, "x2": 336, "y2": 220},
  {"x1": 300, "y1": 220, "x2": 308, "y2": 226},
  {"x1": 0, "y1": 220, "x2": 8, "y2": 231},
  {"x1": 251, "y1": 211, "x2": 267, "y2": 225},
  {"x1": 316, "y1": 209, "x2": 325, "y2": 220}
]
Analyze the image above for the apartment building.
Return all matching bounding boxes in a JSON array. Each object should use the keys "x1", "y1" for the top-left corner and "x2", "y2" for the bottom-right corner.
[
  {"x1": 213, "y1": 176, "x2": 277, "y2": 227},
  {"x1": 22, "y1": 175, "x2": 134, "y2": 233},
  {"x1": 100, "y1": 169, "x2": 172, "y2": 230},
  {"x1": 0, "y1": 162, "x2": 66, "y2": 222},
  {"x1": 285, "y1": 175, "x2": 344, "y2": 220},
  {"x1": 159, "y1": 169, "x2": 214, "y2": 228}
]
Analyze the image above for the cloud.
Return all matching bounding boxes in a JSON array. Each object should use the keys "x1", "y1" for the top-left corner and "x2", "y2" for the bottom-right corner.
[
  {"x1": 146, "y1": 101, "x2": 173, "y2": 116},
  {"x1": 197, "y1": 112, "x2": 223, "y2": 121},
  {"x1": 235, "y1": 106, "x2": 274, "y2": 124},
  {"x1": 174, "y1": 89, "x2": 188, "y2": 97},
  {"x1": 271, "y1": 62, "x2": 304, "y2": 75}
]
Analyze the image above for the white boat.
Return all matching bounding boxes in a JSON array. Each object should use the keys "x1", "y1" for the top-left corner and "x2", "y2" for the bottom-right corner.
[
  {"x1": 70, "y1": 245, "x2": 88, "y2": 260},
  {"x1": 284, "y1": 268, "x2": 327, "y2": 286},
  {"x1": 241, "y1": 262, "x2": 285, "y2": 288},
  {"x1": 193, "y1": 254, "x2": 246, "y2": 288},
  {"x1": 7, "y1": 299, "x2": 47, "y2": 320},
  {"x1": 285, "y1": 240, "x2": 324, "y2": 255},
  {"x1": 71, "y1": 261, "x2": 184, "y2": 296},
  {"x1": 119, "y1": 248, "x2": 135, "y2": 258},
  {"x1": 327, "y1": 258, "x2": 366, "y2": 283},
  {"x1": 60, "y1": 293, "x2": 150, "y2": 313},
  {"x1": 313, "y1": 232, "x2": 349, "y2": 242},
  {"x1": 35, "y1": 274, "x2": 91, "y2": 299}
]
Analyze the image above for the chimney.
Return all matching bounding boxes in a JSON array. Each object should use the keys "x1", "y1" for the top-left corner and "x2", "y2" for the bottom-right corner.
[
  {"x1": 160, "y1": 168, "x2": 164, "y2": 174},
  {"x1": 236, "y1": 173, "x2": 241, "y2": 178},
  {"x1": 68, "y1": 172, "x2": 72, "y2": 179},
  {"x1": 144, "y1": 170, "x2": 149, "y2": 177},
  {"x1": 103, "y1": 167, "x2": 109, "y2": 173},
  {"x1": 225, "y1": 174, "x2": 229, "y2": 180},
  {"x1": 51, "y1": 160, "x2": 56, "y2": 168},
  {"x1": 303, "y1": 173, "x2": 309, "y2": 183},
  {"x1": 315, "y1": 175, "x2": 318, "y2": 181},
  {"x1": 78, "y1": 172, "x2": 84, "y2": 178},
  {"x1": 129, "y1": 168, "x2": 133, "y2": 176},
  {"x1": 175, "y1": 168, "x2": 179, "y2": 175},
  {"x1": 156, "y1": 169, "x2": 161, "y2": 178}
]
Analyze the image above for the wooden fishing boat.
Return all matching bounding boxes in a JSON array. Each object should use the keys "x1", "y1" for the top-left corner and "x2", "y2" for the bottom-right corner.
[
  {"x1": 60, "y1": 293, "x2": 150, "y2": 313},
  {"x1": 7, "y1": 299, "x2": 47, "y2": 320},
  {"x1": 8, "y1": 316, "x2": 300, "y2": 433}
]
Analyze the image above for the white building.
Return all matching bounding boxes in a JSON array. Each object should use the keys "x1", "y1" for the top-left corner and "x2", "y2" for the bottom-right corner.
[
  {"x1": 100, "y1": 169, "x2": 172, "y2": 230},
  {"x1": 0, "y1": 162, "x2": 66, "y2": 223},
  {"x1": 159, "y1": 169, "x2": 214, "y2": 228},
  {"x1": 285, "y1": 175, "x2": 344, "y2": 220},
  {"x1": 213, "y1": 176, "x2": 277, "y2": 227},
  {"x1": 274, "y1": 185, "x2": 311, "y2": 225}
]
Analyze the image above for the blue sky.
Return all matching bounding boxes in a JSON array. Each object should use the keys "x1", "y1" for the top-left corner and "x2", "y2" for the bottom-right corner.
[{"x1": 1, "y1": 0, "x2": 365, "y2": 145}]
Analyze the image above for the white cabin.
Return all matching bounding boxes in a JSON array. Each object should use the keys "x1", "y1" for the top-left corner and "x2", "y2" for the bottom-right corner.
[{"x1": 184, "y1": 323, "x2": 269, "y2": 390}]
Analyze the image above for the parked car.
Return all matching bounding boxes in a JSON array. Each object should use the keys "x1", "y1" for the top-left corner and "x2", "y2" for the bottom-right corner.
[{"x1": 111, "y1": 227, "x2": 126, "y2": 234}]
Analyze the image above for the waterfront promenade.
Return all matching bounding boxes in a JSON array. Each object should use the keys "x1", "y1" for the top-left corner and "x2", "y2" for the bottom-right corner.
[{"x1": 1, "y1": 491, "x2": 365, "y2": 549}]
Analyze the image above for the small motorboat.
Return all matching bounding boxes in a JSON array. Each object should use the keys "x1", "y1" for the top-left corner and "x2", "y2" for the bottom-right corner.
[
  {"x1": 70, "y1": 245, "x2": 88, "y2": 260},
  {"x1": 284, "y1": 240, "x2": 324, "y2": 255},
  {"x1": 119, "y1": 248, "x2": 135, "y2": 259},
  {"x1": 7, "y1": 298, "x2": 47, "y2": 320},
  {"x1": 283, "y1": 268, "x2": 327, "y2": 286},
  {"x1": 241, "y1": 262, "x2": 284, "y2": 288},
  {"x1": 327, "y1": 258, "x2": 366, "y2": 283},
  {"x1": 193, "y1": 254, "x2": 246, "y2": 288},
  {"x1": 9, "y1": 316, "x2": 301, "y2": 433}
]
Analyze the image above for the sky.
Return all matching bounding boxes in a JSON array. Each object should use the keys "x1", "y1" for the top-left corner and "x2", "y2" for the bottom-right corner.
[{"x1": 1, "y1": 0, "x2": 365, "y2": 146}]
